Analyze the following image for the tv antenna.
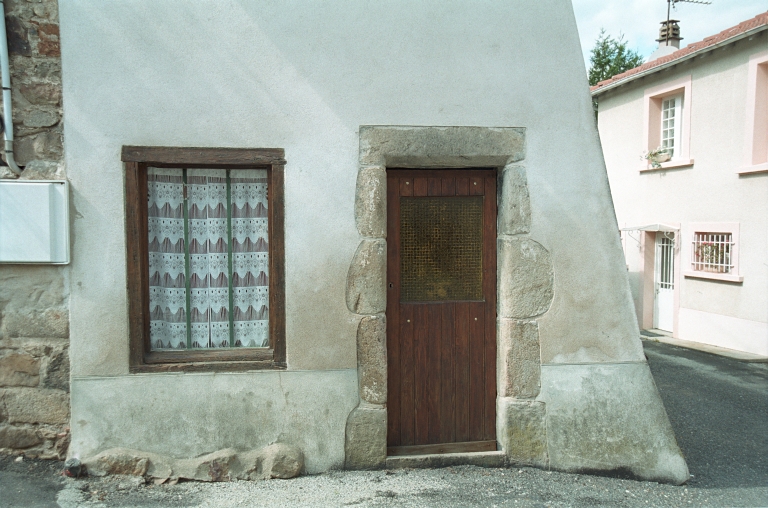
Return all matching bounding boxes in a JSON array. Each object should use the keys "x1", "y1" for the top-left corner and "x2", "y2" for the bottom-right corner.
[{"x1": 663, "y1": 0, "x2": 712, "y2": 46}]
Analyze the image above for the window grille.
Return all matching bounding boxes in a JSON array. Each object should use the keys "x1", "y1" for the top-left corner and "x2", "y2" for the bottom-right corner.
[
  {"x1": 691, "y1": 232, "x2": 733, "y2": 274},
  {"x1": 655, "y1": 235, "x2": 675, "y2": 290}
]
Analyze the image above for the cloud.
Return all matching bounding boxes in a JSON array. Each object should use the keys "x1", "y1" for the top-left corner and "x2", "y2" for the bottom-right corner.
[{"x1": 573, "y1": 0, "x2": 767, "y2": 67}]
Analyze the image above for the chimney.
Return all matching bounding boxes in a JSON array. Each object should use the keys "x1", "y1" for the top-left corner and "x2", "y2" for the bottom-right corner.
[
  {"x1": 657, "y1": 19, "x2": 683, "y2": 49},
  {"x1": 649, "y1": 20, "x2": 683, "y2": 61}
]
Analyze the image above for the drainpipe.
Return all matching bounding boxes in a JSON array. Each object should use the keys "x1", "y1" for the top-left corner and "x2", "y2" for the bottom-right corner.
[{"x1": 0, "y1": 0, "x2": 23, "y2": 175}]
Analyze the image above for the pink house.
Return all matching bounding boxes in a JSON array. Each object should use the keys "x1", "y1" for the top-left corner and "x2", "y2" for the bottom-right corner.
[{"x1": 592, "y1": 12, "x2": 768, "y2": 358}]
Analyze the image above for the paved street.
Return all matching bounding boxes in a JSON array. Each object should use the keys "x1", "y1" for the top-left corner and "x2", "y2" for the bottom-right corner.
[
  {"x1": 1, "y1": 339, "x2": 766, "y2": 507},
  {"x1": 643, "y1": 339, "x2": 768, "y2": 490}
]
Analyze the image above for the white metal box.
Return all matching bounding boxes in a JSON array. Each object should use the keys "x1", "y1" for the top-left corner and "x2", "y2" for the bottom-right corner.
[{"x1": 0, "y1": 180, "x2": 70, "y2": 264}]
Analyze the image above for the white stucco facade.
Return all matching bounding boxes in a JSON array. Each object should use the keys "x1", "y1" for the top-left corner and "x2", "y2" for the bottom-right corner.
[
  {"x1": 593, "y1": 26, "x2": 768, "y2": 357},
  {"x1": 59, "y1": 0, "x2": 687, "y2": 482}
]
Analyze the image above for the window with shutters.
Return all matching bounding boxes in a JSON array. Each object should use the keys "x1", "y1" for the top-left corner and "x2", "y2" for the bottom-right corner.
[{"x1": 123, "y1": 147, "x2": 286, "y2": 372}]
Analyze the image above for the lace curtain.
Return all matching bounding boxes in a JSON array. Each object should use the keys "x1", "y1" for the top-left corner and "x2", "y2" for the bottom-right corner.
[{"x1": 147, "y1": 168, "x2": 269, "y2": 350}]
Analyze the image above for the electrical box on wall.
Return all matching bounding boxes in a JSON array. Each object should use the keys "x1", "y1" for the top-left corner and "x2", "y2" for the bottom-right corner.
[{"x1": 0, "y1": 180, "x2": 70, "y2": 264}]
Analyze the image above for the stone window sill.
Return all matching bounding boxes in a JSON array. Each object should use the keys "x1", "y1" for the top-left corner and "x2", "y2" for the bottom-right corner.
[
  {"x1": 683, "y1": 270, "x2": 743, "y2": 283},
  {"x1": 640, "y1": 159, "x2": 694, "y2": 172},
  {"x1": 737, "y1": 162, "x2": 768, "y2": 175}
]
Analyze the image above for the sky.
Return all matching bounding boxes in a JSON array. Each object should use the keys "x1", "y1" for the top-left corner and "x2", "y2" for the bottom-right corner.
[{"x1": 572, "y1": 0, "x2": 768, "y2": 68}]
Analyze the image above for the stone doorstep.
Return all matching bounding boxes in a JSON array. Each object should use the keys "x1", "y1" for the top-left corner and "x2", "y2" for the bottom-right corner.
[
  {"x1": 641, "y1": 333, "x2": 768, "y2": 363},
  {"x1": 386, "y1": 451, "x2": 506, "y2": 470}
]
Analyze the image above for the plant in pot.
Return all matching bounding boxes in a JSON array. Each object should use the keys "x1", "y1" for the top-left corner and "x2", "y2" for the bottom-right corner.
[
  {"x1": 696, "y1": 241, "x2": 729, "y2": 273},
  {"x1": 642, "y1": 147, "x2": 671, "y2": 168}
]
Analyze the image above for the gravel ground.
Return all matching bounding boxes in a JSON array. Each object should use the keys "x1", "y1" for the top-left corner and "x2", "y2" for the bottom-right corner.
[{"x1": 50, "y1": 465, "x2": 768, "y2": 508}]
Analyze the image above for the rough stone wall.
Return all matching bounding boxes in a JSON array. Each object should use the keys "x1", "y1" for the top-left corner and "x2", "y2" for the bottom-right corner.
[
  {"x1": 1, "y1": 0, "x2": 63, "y2": 178},
  {"x1": 0, "y1": 0, "x2": 69, "y2": 459}
]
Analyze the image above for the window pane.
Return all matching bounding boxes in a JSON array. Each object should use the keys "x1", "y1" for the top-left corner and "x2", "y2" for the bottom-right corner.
[
  {"x1": 147, "y1": 167, "x2": 269, "y2": 351},
  {"x1": 659, "y1": 95, "x2": 680, "y2": 158},
  {"x1": 187, "y1": 169, "x2": 230, "y2": 349},
  {"x1": 230, "y1": 170, "x2": 270, "y2": 348},
  {"x1": 148, "y1": 168, "x2": 188, "y2": 350}
]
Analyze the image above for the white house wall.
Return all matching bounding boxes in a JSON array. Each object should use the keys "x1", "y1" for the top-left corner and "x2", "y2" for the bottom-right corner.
[
  {"x1": 59, "y1": 0, "x2": 685, "y2": 480},
  {"x1": 598, "y1": 35, "x2": 768, "y2": 356}
]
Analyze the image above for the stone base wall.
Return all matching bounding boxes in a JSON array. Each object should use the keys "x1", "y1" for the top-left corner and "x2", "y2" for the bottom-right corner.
[
  {"x1": 0, "y1": 266, "x2": 70, "y2": 458},
  {"x1": 0, "y1": 0, "x2": 69, "y2": 459}
]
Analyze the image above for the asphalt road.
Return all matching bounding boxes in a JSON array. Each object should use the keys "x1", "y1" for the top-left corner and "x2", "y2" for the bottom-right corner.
[
  {"x1": 1, "y1": 339, "x2": 766, "y2": 507},
  {"x1": 643, "y1": 339, "x2": 768, "y2": 490}
]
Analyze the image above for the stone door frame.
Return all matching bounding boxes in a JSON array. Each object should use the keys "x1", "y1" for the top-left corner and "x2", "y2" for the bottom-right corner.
[{"x1": 344, "y1": 126, "x2": 554, "y2": 469}]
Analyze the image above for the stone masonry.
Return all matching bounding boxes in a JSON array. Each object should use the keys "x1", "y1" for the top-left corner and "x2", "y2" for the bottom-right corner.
[
  {"x1": 0, "y1": 0, "x2": 69, "y2": 459},
  {"x1": 345, "y1": 126, "x2": 543, "y2": 469}
]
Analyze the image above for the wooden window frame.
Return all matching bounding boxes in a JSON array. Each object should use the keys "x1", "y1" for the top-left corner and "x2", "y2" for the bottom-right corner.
[{"x1": 122, "y1": 146, "x2": 286, "y2": 373}]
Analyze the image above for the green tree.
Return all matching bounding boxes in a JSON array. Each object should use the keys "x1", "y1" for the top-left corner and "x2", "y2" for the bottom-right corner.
[{"x1": 588, "y1": 29, "x2": 645, "y2": 86}]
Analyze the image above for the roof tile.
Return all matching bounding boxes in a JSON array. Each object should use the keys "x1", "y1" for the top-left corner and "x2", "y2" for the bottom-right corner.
[{"x1": 591, "y1": 11, "x2": 768, "y2": 93}]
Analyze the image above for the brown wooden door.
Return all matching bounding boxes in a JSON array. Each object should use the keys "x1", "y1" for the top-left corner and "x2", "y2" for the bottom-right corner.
[{"x1": 386, "y1": 169, "x2": 497, "y2": 455}]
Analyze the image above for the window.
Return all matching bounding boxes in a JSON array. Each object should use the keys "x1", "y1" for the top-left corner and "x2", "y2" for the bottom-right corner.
[
  {"x1": 642, "y1": 75, "x2": 693, "y2": 170},
  {"x1": 740, "y1": 50, "x2": 768, "y2": 175},
  {"x1": 684, "y1": 223, "x2": 742, "y2": 283},
  {"x1": 691, "y1": 232, "x2": 732, "y2": 273},
  {"x1": 123, "y1": 147, "x2": 286, "y2": 372},
  {"x1": 661, "y1": 95, "x2": 682, "y2": 158}
]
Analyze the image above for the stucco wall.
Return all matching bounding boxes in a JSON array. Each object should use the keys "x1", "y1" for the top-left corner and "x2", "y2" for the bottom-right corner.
[
  {"x1": 597, "y1": 34, "x2": 768, "y2": 355},
  {"x1": 58, "y1": 0, "x2": 684, "y2": 478}
]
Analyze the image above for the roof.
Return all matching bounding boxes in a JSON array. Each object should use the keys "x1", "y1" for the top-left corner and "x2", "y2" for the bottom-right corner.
[{"x1": 591, "y1": 11, "x2": 768, "y2": 96}]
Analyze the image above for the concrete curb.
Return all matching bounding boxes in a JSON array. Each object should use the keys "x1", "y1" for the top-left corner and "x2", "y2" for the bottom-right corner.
[{"x1": 640, "y1": 333, "x2": 768, "y2": 363}]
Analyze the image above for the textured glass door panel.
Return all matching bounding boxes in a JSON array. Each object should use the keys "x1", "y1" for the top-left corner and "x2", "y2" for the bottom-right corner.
[{"x1": 400, "y1": 196, "x2": 483, "y2": 302}]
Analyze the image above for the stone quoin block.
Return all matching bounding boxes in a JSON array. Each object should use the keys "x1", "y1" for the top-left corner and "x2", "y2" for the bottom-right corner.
[
  {"x1": 23, "y1": 110, "x2": 59, "y2": 129},
  {"x1": 0, "y1": 424, "x2": 43, "y2": 449},
  {"x1": 20, "y1": 82, "x2": 62, "y2": 106},
  {"x1": 344, "y1": 404, "x2": 386, "y2": 470},
  {"x1": 497, "y1": 397, "x2": 548, "y2": 467},
  {"x1": 356, "y1": 315, "x2": 387, "y2": 405},
  {"x1": 497, "y1": 319, "x2": 541, "y2": 399},
  {"x1": 42, "y1": 347, "x2": 69, "y2": 392},
  {"x1": 0, "y1": 352, "x2": 41, "y2": 387},
  {"x1": 346, "y1": 239, "x2": 387, "y2": 315},
  {"x1": 4, "y1": 388, "x2": 69, "y2": 424},
  {"x1": 0, "y1": 266, "x2": 68, "y2": 311},
  {"x1": 498, "y1": 163, "x2": 531, "y2": 235},
  {"x1": 1, "y1": 309, "x2": 69, "y2": 338},
  {"x1": 498, "y1": 237, "x2": 554, "y2": 319},
  {"x1": 355, "y1": 166, "x2": 387, "y2": 239},
  {"x1": 14, "y1": 128, "x2": 64, "y2": 165}
]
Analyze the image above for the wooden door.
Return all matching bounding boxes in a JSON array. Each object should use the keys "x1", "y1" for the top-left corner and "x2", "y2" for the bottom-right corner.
[{"x1": 386, "y1": 169, "x2": 497, "y2": 455}]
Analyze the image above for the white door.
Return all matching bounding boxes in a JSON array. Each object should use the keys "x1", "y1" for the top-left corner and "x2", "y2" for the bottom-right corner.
[{"x1": 653, "y1": 234, "x2": 675, "y2": 332}]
